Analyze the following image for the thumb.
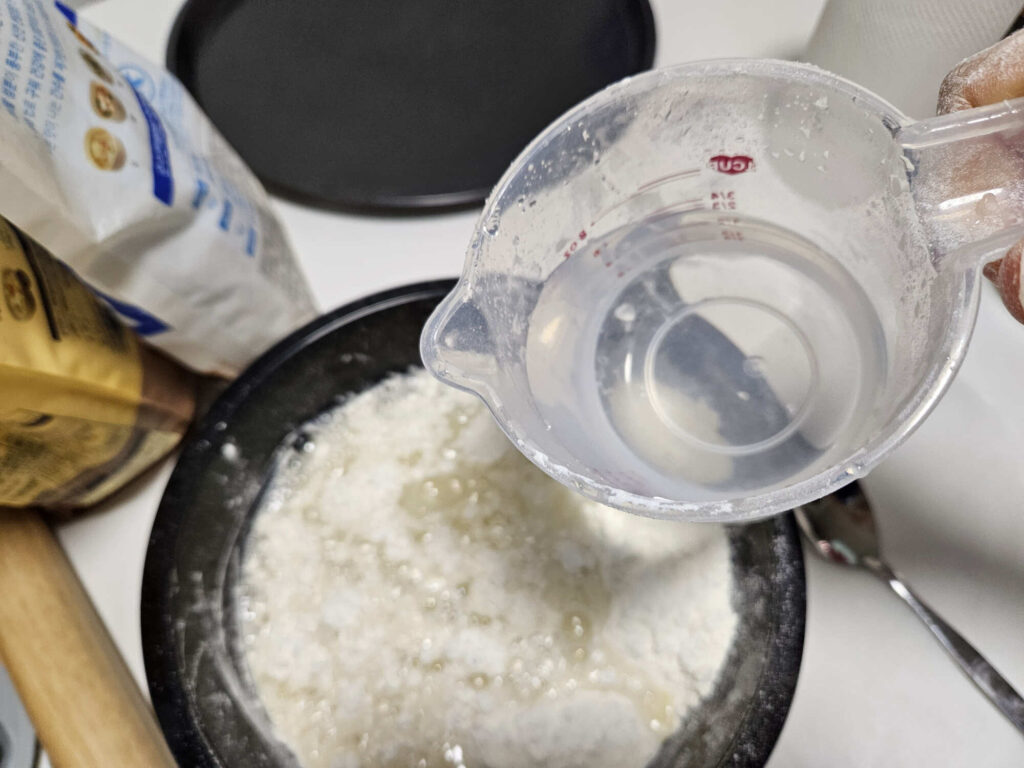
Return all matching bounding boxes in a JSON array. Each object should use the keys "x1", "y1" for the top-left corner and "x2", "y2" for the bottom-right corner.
[{"x1": 987, "y1": 241, "x2": 1024, "y2": 324}]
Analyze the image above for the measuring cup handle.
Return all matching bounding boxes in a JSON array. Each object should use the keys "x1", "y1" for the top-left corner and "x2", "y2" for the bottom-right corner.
[{"x1": 898, "y1": 97, "x2": 1024, "y2": 270}]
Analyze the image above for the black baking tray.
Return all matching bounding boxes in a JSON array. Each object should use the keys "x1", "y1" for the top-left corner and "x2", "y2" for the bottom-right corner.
[
  {"x1": 166, "y1": 0, "x2": 656, "y2": 211},
  {"x1": 141, "y1": 280, "x2": 805, "y2": 767}
]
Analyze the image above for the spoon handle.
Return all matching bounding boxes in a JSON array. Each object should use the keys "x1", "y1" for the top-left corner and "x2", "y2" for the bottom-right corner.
[{"x1": 864, "y1": 557, "x2": 1024, "y2": 735}]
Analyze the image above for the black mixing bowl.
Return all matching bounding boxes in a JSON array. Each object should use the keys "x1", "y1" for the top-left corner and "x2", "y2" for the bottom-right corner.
[{"x1": 141, "y1": 280, "x2": 805, "y2": 767}]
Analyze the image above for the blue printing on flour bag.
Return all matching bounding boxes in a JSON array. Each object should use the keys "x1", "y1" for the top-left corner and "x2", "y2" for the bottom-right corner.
[
  {"x1": 54, "y1": 1, "x2": 172, "y2": 336},
  {"x1": 91, "y1": 287, "x2": 171, "y2": 337},
  {"x1": 57, "y1": 0, "x2": 174, "y2": 205},
  {"x1": 129, "y1": 84, "x2": 174, "y2": 206},
  {"x1": 53, "y1": 0, "x2": 73, "y2": 25}
]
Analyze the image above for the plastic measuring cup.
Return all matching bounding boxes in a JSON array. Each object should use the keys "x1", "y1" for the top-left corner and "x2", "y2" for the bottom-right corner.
[{"x1": 421, "y1": 59, "x2": 1024, "y2": 521}]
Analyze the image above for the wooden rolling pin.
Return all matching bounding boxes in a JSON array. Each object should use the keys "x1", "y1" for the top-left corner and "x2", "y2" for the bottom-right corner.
[{"x1": 0, "y1": 507, "x2": 178, "y2": 768}]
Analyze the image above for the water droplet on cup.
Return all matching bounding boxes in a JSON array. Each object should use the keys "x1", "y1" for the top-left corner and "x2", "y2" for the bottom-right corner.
[{"x1": 614, "y1": 303, "x2": 636, "y2": 323}]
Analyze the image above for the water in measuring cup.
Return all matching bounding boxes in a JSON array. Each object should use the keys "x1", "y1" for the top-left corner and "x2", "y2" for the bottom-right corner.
[{"x1": 524, "y1": 219, "x2": 887, "y2": 502}]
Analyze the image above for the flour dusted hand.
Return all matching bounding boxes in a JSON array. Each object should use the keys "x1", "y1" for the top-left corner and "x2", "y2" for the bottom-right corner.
[
  {"x1": 939, "y1": 30, "x2": 1024, "y2": 323},
  {"x1": 0, "y1": 1, "x2": 316, "y2": 375}
]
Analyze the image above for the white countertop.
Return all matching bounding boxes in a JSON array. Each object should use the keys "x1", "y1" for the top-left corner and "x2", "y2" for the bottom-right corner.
[{"x1": 56, "y1": 1, "x2": 1024, "y2": 765}]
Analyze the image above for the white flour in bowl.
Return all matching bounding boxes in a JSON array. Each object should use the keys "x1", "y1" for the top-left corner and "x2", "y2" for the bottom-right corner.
[{"x1": 239, "y1": 369, "x2": 737, "y2": 768}]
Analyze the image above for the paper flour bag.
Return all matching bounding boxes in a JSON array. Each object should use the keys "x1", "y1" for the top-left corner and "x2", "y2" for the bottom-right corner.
[{"x1": 0, "y1": 0, "x2": 316, "y2": 376}]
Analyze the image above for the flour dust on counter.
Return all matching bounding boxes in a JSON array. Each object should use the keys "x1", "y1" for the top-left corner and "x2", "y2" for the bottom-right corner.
[{"x1": 238, "y1": 369, "x2": 737, "y2": 768}]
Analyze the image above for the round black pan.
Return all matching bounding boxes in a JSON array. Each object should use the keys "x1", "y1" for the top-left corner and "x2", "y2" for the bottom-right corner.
[{"x1": 166, "y1": 0, "x2": 656, "y2": 211}]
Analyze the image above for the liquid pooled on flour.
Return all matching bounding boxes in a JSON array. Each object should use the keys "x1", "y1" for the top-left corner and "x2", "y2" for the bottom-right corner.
[{"x1": 239, "y1": 369, "x2": 737, "y2": 768}]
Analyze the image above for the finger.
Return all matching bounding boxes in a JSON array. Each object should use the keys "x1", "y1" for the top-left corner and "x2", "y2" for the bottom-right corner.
[
  {"x1": 983, "y1": 257, "x2": 1002, "y2": 283},
  {"x1": 993, "y1": 240, "x2": 1024, "y2": 324},
  {"x1": 938, "y1": 31, "x2": 1024, "y2": 327},
  {"x1": 938, "y1": 29, "x2": 1024, "y2": 114}
]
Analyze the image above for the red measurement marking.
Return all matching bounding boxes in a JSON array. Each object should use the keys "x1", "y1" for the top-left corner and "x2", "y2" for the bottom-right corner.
[
  {"x1": 710, "y1": 190, "x2": 737, "y2": 210},
  {"x1": 709, "y1": 155, "x2": 754, "y2": 174},
  {"x1": 560, "y1": 229, "x2": 589, "y2": 259}
]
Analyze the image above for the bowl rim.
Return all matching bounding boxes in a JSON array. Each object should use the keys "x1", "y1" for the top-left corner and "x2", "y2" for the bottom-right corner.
[{"x1": 141, "y1": 280, "x2": 806, "y2": 768}]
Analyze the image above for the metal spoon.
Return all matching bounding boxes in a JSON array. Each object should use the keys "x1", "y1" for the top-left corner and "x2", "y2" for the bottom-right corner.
[{"x1": 794, "y1": 481, "x2": 1024, "y2": 734}]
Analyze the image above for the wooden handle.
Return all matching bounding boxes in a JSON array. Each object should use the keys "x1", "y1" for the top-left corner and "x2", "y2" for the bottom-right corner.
[{"x1": 0, "y1": 508, "x2": 177, "y2": 768}]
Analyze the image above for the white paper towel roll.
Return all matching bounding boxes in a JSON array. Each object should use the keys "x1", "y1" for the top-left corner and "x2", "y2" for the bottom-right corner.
[{"x1": 804, "y1": 0, "x2": 1022, "y2": 118}]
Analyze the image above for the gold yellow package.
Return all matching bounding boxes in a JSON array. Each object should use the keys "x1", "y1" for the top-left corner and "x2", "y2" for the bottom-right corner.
[{"x1": 0, "y1": 218, "x2": 196, "y2": 509}]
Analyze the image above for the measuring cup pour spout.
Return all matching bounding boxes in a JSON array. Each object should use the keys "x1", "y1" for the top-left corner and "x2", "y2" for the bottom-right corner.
[
  {"x1": 899, "y1": 97, "x2": 1024, "y2": 271},
  {"x1": 420, "y1": 287, "x2": 499, "y2": 391}
]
